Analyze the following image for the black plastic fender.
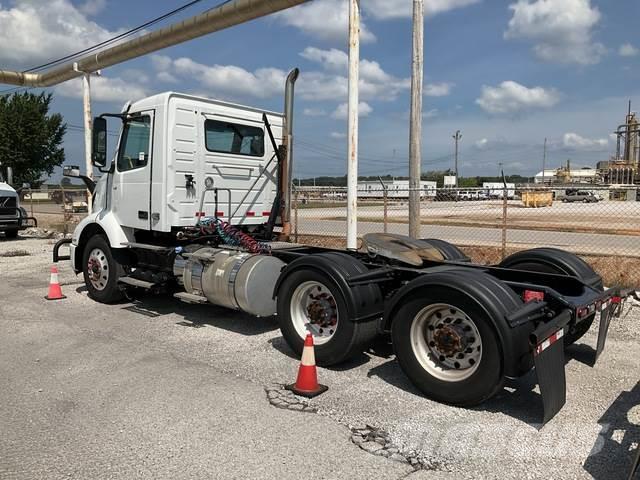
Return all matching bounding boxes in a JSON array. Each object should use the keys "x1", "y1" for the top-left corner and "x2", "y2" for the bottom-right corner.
[
  {"x1": 384, "y1": 267, "x2": 534, "y2": 377},
  {"x1": 420, "y1": 238, "x2": 470, "y2": 262},
  {"x1": 273, "y1": 252, "x2": 384, "y2": 323},
  {"x1": 500, "y1": 247, "x2": 602, "y2": 289}
]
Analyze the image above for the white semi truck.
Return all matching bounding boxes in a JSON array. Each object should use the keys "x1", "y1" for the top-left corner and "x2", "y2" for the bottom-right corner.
[
  {"x1": 0, "y1": 166, "x2": 37, "y2": 238},
  {"x1": 54, "y1": 70, "x2": 630, "y2": 423}
]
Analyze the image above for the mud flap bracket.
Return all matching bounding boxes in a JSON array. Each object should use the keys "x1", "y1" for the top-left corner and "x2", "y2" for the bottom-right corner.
[{"x1": 595, "y1": 297, "x2": 619, "y2": 362}]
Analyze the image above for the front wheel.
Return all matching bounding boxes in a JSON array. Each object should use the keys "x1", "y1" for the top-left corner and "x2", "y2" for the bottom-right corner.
[
  {"x1": 392, "y1": 288, "x2": 504, "y2": 406},
  {"x1": 82, "y1": 235, "x2": 124, "y2": 303},
  {"x1": 4, "y1": 229, "x2": 18, "y2": 239}
]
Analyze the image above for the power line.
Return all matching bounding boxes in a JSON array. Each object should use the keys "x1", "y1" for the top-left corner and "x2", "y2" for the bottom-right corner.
[
  {"x1": 25, "y1": 0, "x2": 208, "y2": 73},
  {"x1": 0, "y1": 0, "x2": 216, "y2": 97}
]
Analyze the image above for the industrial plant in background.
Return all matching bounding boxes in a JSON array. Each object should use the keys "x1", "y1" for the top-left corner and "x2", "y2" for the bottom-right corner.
[
  {"x1": 532, "y1": 102, "x2": 640, "y2": 189},
  {"x1": 598, "y1": 102, "x2": 640, "y2": 185}
]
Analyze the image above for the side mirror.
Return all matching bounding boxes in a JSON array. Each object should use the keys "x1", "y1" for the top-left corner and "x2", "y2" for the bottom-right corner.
[
  {"x1": 21, "y1": 182, "x2": 30, "y2": 189},
  {"x1": 63, "y1": 165, "x2": 81, "y2": 177},
  {"x1": 92, "y1": 117, "x2": 108, "y2": 167}
]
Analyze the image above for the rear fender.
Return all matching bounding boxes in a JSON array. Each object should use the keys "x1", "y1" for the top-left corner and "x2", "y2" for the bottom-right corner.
[
  {"x1": 384, "y1": 268, "x2": 533, "y2": 377},
  {"x1": 273, "y1": 253, "x2": 384, "y2": 323}
]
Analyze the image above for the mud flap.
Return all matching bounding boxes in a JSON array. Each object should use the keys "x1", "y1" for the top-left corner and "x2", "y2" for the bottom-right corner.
[
  {"x1": 531, "y1": 309, "x2": 571, "y2": 424},
  {"x1": 534, "y1": 328, "x2": 566, "y2": 424}
]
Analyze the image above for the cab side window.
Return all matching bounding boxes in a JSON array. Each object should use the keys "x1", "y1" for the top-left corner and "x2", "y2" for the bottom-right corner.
[
  {"x1": 204, "y1": 119, "x2": 264, "y2": 157},
  {"x1": 117, "y1": 116, "x2": 151, "y2": 172}
]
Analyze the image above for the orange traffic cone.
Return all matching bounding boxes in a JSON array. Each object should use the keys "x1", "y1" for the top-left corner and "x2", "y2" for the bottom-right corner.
[
  {"x1": 45, "y1": 265, "x2": 66, "y2": 301},
  {"x1": 286, "y1": 334, "x2": 328, "y2": 398}
]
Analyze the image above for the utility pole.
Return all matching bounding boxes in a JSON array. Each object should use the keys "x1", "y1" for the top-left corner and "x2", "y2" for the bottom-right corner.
[
  {"x1": 74, "y1": 65, "x2": 94, "y2": 213},
  {"x1": 541, "y1": 137, "x2": 547, "y2": 186},
  {"x1": 452, "y1": 130, "x2": 462, "y2": 187},
  {"x1": 346, "y1": 0, "x2": 360, "y2": 249},
  {"x1": 408, "y1": 0, "x2": 424, "y2": 239}
]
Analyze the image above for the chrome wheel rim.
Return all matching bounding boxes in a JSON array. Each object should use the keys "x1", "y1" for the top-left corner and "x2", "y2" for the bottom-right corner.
[
  {"x1": 87, "y1": 248, "x2": 109, "y2": 291},
  {"x1": 410, "y1": 303, "x2": 482, "y2": 382},
  {"x1": 290, "y1": 281, "x2": 338, "y2": 345}
]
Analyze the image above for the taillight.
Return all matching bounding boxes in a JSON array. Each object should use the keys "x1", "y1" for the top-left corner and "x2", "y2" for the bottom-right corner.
[{"x1": 523, "y1": 290, "x2": 544, "y2": 303}]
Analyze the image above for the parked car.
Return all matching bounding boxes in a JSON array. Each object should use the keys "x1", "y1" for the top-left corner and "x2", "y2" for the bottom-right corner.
[{"x1": 559, "y1": 190, "x2": 599, "y2": 203}]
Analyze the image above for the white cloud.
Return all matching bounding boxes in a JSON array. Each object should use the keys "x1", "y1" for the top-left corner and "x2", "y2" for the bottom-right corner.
[
  {"x1": 475, "y1": 138, "x2": 489, "y2": 149},
  {"x1": 152, "y1": 48, "x2": 424, "y2": 105},
  {"x1": 424, "y1": 82, "x2": 453, "y2": 97},
  {"x1": 79, "y1": 0, "x2": 107, "y2": 16},
  {"x1": 303, "y1": 108, "x2": 327, "y2": 117},
  {"x1": 301, "y1": 47, "x2": 393, "y2": 83},
  {"x1": 562, "y1": 132, "x2": 608, "y2": 150},
  {"x1": 0, "y1": 0, "x2": 121, "y2": 68},
  {"x1": 56, "y1": 75, "x2": 148, "y2": 103},
  {"x1": 299, "y1": 47, "x2": 412, "y2": 101},
  {"x1": 274, "y1": 0, "x2": 376, "y2": 44},
  {"x1": 619, "y1": 43, "x2": 638, "y2": 57},
  {"x1": 330, "y1": 132, "x2": 346, "y2": 139},
  {"x1": 476, "y1": 81, "x2": 560, "y2": 115},
  {"x1": 505, "y1": 0, "x2": 605, "y2": 65},
  {"x1": 365, "y1": 0, "x2": 481, "y2": 19},
  {"x1": 331, "y1": 102, "x2": 373, "y2": 120},
  {"x1": 158, "y1": 57, "x2": 286, "y2": 99}
]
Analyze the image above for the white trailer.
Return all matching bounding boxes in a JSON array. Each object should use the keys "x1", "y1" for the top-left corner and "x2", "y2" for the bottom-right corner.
[
  {"x1": 482, "y1": 182, "x2": 515, "y2": 199},
  {"x1": 357, "y1": 180, "x2": 436, "y2": 199}
]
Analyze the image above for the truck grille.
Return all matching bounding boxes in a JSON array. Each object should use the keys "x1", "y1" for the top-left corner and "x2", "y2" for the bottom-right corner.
[{"x1": 0, "y1": 196, "x2": 17, "y2": 216}]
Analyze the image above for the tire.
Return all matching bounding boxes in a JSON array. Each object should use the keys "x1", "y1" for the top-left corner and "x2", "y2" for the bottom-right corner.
[
  {"x1": 277, "y1": 267, "x2": 378, "y2": 367},
  {"x1": 499, "y1": 247, "x2": 603, "y2": 344},
  {"x1": 82, "y1": 235, "x2": 125, "y2": 303},
  {"x1": 391, "y1": 286, "x2": 505, "y2": 406},
  {"x1": 420, "y1": 238, "x2": 470, "y2": 261},
  {"x1": 4, "y1": 229, "x2": 18, "y2": 239}
]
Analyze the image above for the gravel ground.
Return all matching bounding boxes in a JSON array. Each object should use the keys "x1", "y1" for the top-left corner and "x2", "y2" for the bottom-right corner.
[{"x1": 2, "y1": 235, "x2": 639, "y2": 479}]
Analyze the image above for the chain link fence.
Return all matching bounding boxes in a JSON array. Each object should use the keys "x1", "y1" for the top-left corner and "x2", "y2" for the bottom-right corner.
[
  {"x1": 292, "y1": 185, "x2": 640, "y2": 287},
  {"x1": 12, "y1": 185, "x2": 640, "y2": 286},
  {"x1": 20, "y1": 188, "x2": 89, "y2": 235}
]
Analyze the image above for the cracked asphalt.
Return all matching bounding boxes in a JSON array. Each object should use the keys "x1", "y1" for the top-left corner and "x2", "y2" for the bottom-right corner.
[{"x1": 1, "y1": 236, "x2": 639, "y2": 479}]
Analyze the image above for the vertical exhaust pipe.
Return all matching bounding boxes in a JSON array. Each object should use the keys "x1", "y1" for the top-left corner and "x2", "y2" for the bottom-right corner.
[
  {"x1": 281, "y1": 68, "x2": 299, "y2": 235},
  {"x1": 6, "y1": 166, "x2": 13, "y2": 186}
]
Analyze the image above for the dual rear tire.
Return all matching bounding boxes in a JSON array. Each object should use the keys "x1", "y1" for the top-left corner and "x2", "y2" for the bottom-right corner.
[{"x1": 276, "y1": 253, "x2": 380, "y2": 367}]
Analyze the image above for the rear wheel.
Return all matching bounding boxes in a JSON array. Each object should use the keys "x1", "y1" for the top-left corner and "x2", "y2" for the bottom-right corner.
[
  {"x1": 392, "y1": 287, "x2": 504, "y2": 406},
  {"x1": 277, "y1": 268, "x2": 378, "y2": 366},
  {"x1": 82, "y1": 235, "x2": 124, "y2": 303},
  {"x1": 499, "y1": 248, "x2": 603, "y2": 344}
]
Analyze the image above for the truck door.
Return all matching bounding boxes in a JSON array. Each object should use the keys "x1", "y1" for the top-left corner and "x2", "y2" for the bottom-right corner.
[{"x1": 112, "y1": 111, "x2": 154, "y2": 230}]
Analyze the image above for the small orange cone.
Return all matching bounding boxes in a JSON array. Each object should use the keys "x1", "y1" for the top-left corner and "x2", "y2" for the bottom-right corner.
[
  {"x1": 45, "y1": 265, "x2": 66, "y2": 301},
  {"x1": 285, "y1": 334, "x2": 328, "y2": 398}
]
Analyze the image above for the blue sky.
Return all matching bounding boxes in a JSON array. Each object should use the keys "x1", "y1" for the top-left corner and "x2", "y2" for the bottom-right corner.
[{"x1": 1, "y1": 0, "x2": 638, "y2": 181}]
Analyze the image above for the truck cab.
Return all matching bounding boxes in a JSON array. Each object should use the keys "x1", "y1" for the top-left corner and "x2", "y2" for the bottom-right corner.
[
  {"x1": 68, "y1": 92, "x2": 284, "y2": 271},
  {"x1": 0, "y1": 167, "x2": 36, "y2": 238}
]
